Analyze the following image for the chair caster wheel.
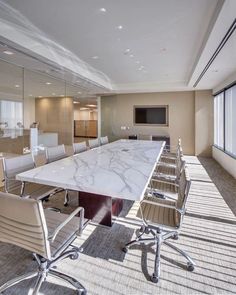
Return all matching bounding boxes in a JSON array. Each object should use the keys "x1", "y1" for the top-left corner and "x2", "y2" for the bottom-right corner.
[
  {"x1": 150, "y1": 274, "x2": 159, "y2": 283},
  {"x1": 187, "y1": 263, "x2": 195, "y2": 271},
  {"x1": 122, "y1": 247, "x2": 128, "y2": 253},
  {"x1": 77, "y1": 289, "x2": 86, "y2": 295},
  {"x1": 172, "y1": 233, "x2": 179, "y2": 240}
]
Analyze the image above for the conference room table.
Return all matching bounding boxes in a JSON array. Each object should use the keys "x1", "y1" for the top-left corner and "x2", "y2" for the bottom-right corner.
[{"x1": 17, "y1": 139, "x2": 165, "y2": 226}]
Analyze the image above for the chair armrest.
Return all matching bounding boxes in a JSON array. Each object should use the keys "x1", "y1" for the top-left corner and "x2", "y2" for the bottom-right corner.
[{"x1": 48, "y1": 207, "x2": 84, "y2": 243}]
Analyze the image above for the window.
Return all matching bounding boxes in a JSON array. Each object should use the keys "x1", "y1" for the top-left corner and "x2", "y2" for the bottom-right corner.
[
  {"x1": 225, "y1": 85, "x2": 236, "y2": 156},
  {"x1": 0, "y1": 100, "x2": 23, "y2": 129},
  {"x1": 214, "y1": 83, "x2": 236, "y2": 158},
  {"x1": 134, "y1": 106, "x2": 168, "y2": 125},
  {"x1": 214, "y1": 93, "x2": 224, "y2": 149}
]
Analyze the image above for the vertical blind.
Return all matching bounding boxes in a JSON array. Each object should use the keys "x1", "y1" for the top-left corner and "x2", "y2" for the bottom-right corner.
[
  {"x1": 0, "y1": 100, "x2": 23, "y2": 128},
  {"x1": 214, "y1": 84, "x2": 236, "y2": 157}
]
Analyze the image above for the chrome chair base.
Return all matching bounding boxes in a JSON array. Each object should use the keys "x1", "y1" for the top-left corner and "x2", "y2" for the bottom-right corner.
[
  {"x1": 123, "y1": 225, "x2": 195, "y2": 283},
  {"x1": 0, "y1": 247, "x2": 86, "y2": 295}
]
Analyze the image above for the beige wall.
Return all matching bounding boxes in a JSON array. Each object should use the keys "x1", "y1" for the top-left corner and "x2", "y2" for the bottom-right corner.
[
  {"x1": 23, "y1": 96, "x2": 35, "y2": 128},
  {"x1": 35, "y1": 97, "x2": 73, "y2": 145},
  {"x1": 101, "y1": 92, "x2": 196, "y2": 155},
  {"x1": 195, "y1": 90, "x2": 213, "y2": 156},
  {"x1": 74, "y1": 105, "x2": 98, "y2": 120},
  {"x1": 213, "y1": 146, "x2": 236, "y2": 178}
]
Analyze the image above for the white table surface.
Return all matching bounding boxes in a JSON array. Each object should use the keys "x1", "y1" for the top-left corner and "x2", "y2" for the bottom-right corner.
[{"x1": 17, "y1": 139, "x2": 165, "y2": 201}]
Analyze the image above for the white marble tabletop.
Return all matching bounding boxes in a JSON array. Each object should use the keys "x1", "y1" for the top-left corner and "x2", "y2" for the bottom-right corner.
[{"x1": 17, "y1": 139, "x2": 165, "y2": 201}]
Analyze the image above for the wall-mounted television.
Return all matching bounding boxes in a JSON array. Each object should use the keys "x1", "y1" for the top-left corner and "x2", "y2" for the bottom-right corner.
[{"x1": 134, "y1": 105, "x2": 168, "y2": 125}]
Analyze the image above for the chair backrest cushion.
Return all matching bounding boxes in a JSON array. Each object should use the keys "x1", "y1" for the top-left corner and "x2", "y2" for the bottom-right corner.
[
  {"x1": 100, "y1": 136, "x2": 109, "y2": 145},
  {"x1": 88, "y1": 138, "x2": 100, "y2": 149},
  {"x1": 177, "y1": 167, "x2": 191, "y2": 210},
  {"x1": 0, "y1": 192, "x2": 51, "y2": 259},
  {"x1": 46, "y1": 145, "x2": 66, "y2": 163},
  {"x1": 73, "y1": 142, "x2": 87, "y2": 154},
  {"x1": 3, "y1": 154, "x2": 35, "y2": 192}
]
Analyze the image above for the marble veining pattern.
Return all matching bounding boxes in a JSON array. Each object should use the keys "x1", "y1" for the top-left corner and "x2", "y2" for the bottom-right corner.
[{"x1": 17, "y1": 140, "x2": 164, "y2": 201}]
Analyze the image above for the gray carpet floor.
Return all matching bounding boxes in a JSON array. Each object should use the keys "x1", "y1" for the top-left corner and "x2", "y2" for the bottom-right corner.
[{"x1": 0, "y1": 156, "x2": 236, "y2": 294}]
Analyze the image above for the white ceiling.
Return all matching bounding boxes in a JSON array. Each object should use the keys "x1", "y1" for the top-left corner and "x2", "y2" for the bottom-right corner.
[{"x1": 0, "y1": 0, "x2": 235, "y2": 93}]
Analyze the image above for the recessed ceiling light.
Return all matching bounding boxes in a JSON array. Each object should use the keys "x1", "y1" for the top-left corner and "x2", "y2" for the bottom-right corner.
[
  {"x1": 129, "y1": 54, "x2": 134, "y2": 58},
  {"x1": 73, "y1": 101, "x2": 80, "y2": 104},
  {"x1": 29, "y1": 94, "x2": 33, "y2": 97},
  {"x1": 92, "y1": 56, "x2": 99, "y2": 59},
  {"x1": 77, "y1": 91, "x2": 81, "y2": 94},
  {"x1": 124, "y1": 49, "x2": 131, "y2": 55},
  {"x1": 52, "y1": 93, "x2": 56, "y2": 95},
  {"x1": 15, "y1": 84, "x2": 20, "y2": 88},
  {"x1": 136, "y1": 61, "x2": 140, "y2": 64},
  {"x1": 86, "y1": 104, "x2": 97, "y2": 107},
  {"x1": 60, "y1": 94, "x2": 64, "y2": 97},
  {"x1": 100, "y1": 8, "x2": 106, "y2": 12},
  {"x1": 117, "y1": 25, "x2": 123, "y2": 30},
  {"x1": 46, "y1": 82, "x2": 52, "y2": 85},
  {"x1": 80, "y1": 107, "x2": 89, "y2": 110},
  {"x1": 3, "y1": 50, "x2": 14, "y2": 55},
  {"x1": 138, "y1": 66, "x2": 145, "y2": 71},
  {"x1": 38, "y1": 96, "x2": 42, "y2": 98}
]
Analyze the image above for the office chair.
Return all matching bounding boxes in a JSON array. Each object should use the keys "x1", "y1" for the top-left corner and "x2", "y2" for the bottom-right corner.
[
  {"x1": 45, "y1": 144, "x2": 67, "y2": 163},
  {"x1": 100, "y1": 136, "x2": 109, "y2": 145},
  {"x1": 45, "y1": 145, "x2": 70, "y2": 206},
  {"x1": 160, "y1": 138, "x2": 182, "y2": 164},
  {"x1": 0, "y1": 192, "x2": 87, "y2": 295},
  {"x1": 73, "y1": 142, "x2": 87, "y2": 154},
  {"x1": 123, "y1": 167, "x2": 195, "y2": 283},
  {"x1": 2, "y1": 154, "x2": 56, "y2": 201},
  {"x1": 88, "y1": 138, "x2": 100, "y2": 149}
]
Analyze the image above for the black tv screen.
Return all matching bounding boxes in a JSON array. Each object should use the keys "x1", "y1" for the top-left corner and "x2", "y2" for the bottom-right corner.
[{"x1": 134, "y1": 106, "x2": 168, "y2": 125}]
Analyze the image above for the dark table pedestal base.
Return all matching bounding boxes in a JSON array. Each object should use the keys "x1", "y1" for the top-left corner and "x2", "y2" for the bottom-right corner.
[{"x1": 79, "y1": 192, "x2": 123, "y2": 226}]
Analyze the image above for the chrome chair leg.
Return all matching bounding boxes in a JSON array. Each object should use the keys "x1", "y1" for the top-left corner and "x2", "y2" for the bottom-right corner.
[
  {"x1": 0, "y1": 271, "x2": 38, "y2": 292},
  {"x1": 49, "y1": 269, "x2": 87, "y2": 295},
  {"x1": 32, "y1": 273, "x2": 46, "y2": 295},
  {"x1": 64, "y1": 190, "x2": 69, "y2": 206},
  {"x1": 164, "y1": 241, "x2": 195, "y2": 271},
  {"x1": 151, "y1": 234, "x2": 162, "y2": 283}
]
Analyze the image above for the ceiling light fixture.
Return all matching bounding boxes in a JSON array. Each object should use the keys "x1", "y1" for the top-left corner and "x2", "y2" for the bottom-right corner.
[
  {"x1": 80, "y1": 107, "x2": 89, "y2": 110},
  {"x1": 29, "y1": 94, "x2": 33, "y2": 97},
  {"x1": 77, "y1": 91, "x2": 81, "y2": 94},
  {"x1": 46, "y1": 82, "x2": 52, "y2": 85},
  {"x1": 136, "y1": 61, "x2": 140, "y2": 64},
  {"x1": 124, "y1": 48, "x2": 130, "y2": 55},
  {"x1": 15, "y1": 84, "x2": 20, "y2": 88},
  {"x1": 52, "y1": 93, "x2": 56, "y2": 95},
  {"x1": 86, "y1": 104, "x2": 97, "y2": 107},
  {"x1": 138, "y1": 66, "x2": 145, "y2": 71},
  {"x1": 38, "y1": 96, "x2": 42, "y2": 98},
  {"x1": 3, "y1": 50, "x2": 14, "y2": 55},
  {"x1": 129, "y1": 54, "x2": 134, "y2": 58},
  {"x1": 100, "y1": 8, "x2": 106, "y2": 12},
  {"x1": 60, "y1": 94, "x2": 64, "y2": 97},
  {"x1": 117, "y1": 25, "x2": 123, "y2": 30},
  {"x1": 73, "y1": 101, "x2": 80, "y2": 104},
  {"x1": 92, "y1": 56, "x2": 99, "y2": 59}
]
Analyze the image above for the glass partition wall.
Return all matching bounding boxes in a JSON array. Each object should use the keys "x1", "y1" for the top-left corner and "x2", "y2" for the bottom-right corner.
[{"x1": 0, "y1": 58, "x2": 98, "y2": 165}]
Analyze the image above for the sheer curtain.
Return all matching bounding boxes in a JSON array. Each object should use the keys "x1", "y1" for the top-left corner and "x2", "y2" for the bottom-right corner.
[
  {"x1": 0, "y1": 100, "x2": 23, "y2": 128},
  {"x1": 214, "y1": 93, "x2": 224, "y2": 149},
  {"x1": 225, "y1": 85, "x2": 236, "y2": 156}
]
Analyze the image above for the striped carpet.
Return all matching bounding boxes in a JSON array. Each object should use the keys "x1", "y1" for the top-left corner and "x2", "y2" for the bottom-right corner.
[{"x1": 0, "y1": 156, "x2": 236, "y2": 294}]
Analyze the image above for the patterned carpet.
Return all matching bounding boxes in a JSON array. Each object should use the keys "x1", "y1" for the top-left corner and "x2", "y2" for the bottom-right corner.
[{"x1": 0, "y1": 156, "x2": 236, "y2": 294}]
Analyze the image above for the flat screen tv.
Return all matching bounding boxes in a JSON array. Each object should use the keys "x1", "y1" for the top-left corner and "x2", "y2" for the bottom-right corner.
[{"x1": 134, "y1": 106, "x2": 168, "y2": 125}]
